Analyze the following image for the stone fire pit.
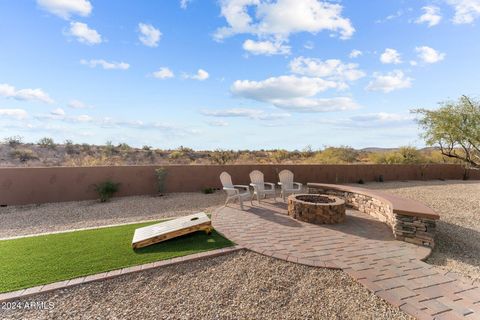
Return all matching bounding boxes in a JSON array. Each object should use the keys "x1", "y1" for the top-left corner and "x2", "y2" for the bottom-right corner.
[{"x1": 287, "y1": 194, "x2": 346, "y2": 225}]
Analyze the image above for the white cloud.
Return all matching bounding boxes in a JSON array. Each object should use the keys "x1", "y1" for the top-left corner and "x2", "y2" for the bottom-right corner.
[
  {"x1": 207, "y1": 120, "x2": 229, "y2": 127},
  {"x1": 243, "y1": 39, "x2": 291, "y2": 55},
  {"x1": 153, "y1": 67, "x2": 174, "y2": 79},
  {"x1": 37, "y1": 0, "x2": 92, "y2": 19},
  {"x1": 380, "y1": 48, "x2": 402, "y2": 64},
  {"x1": 269, "y1": 97, "x2": 359, "y2": 112},
  {"x1": 180, "y1": 0, "x2": 191, "y2": 9},
  {"x1": 138, "y1": 23, "x2": 161, "y2": 47},
  {"x1": 349, "y1": 49, "x2": 362, "y2": 58},
  {"x1": 201, "y1": 108, "x2": 290, "y2": 120},
  {"x1": 416, "y1": 6, "x2": 442, "y2": 27},
  {"x1": 410, "y1": 60, "x2": 418, "y2": 66},
  {"x1": 185, "y1": 69, "x2": 209, "y2": 81},
  {"x1": 68, "y1": 99, "x2": 94, "y2": 109},
  {"x1": 0, "y1": 83, "x2": 54, "y2": 104},
  {"x1": 75, "y1": 115, "x2": 93, "y2": 122},
  {"x1": 304, "y1": 41, "x2": 314, "y2": 50},
  {"x1": 214, "y1": 0, "x2": 355, "y2": 53},
  {"x1": 0, "y1": 108, "x2": 28, "y2": 120},
  {"x1": 231, "y1": 74, "x2": 358, "y2": 112},
  {"x1": 446, "y1": 0, "x2": 480, "y2": 24},
  {"x1": 67, "y1": 21, "x2": 102, "y2": 45},
  {"x1": 232, "y1": 75, "x2": 338, "y2": 101},
  {"x1": 289, "y1": 56, "x2": 365, "y2": 84},
  {"x1": 50, "y1": 108, "x2": 65, "y2": 116},
  {"x1": 366, "y1": 70, "x2": 412, "y2": 93},
  {"x1": 415, "y1": 46, "x2": 446, "y2": 63},
  {"x1": 80, "y1": 59, "x2": 130, "y2": 70}
]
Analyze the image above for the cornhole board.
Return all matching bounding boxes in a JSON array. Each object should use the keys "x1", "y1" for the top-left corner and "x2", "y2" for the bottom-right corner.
[{"x1": 132, "y1": 212, "x2": 212, "y2": 249}]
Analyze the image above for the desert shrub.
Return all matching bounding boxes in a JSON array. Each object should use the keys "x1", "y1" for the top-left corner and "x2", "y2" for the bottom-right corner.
[
  {"x1": 64, "y1": 140, "x2": 78, "y2": 155},
  {"x1": 368, "y1": 146, "x2": 424, "y2": 164},
  {"x1": 37, "y1": 137, "x2": 56, "y2": 149},
  {"x1": 312, "y1": 146, "x2": 359, "y2": 164},
  {"x1": 3, "y1": 136, "x2": 23, "y2": 148},
  {"x1": 301, "y1": 145, "x2": 314, "y2": 158},
  {"x1": 10, "y1": 149, "x2": 38, "y2": 162},
  {"x1": 117, "y1": 143, "x2": 131, "y2": 151},
  {"x1": 155, "y1": 167, "x2": 168, "y2": 193},
  {"x1": 81, "y1": 143, "x2": 91, "y2": 153},
  {"x1": 209, "y1": 149, "x2": 234, "y2": 165},
  {"x1": 202, "y1": 187, "x2": 215, "y2": 194},
  {"x1": 103, "y1": 141, "x2": 116, "y2": 156},
  {"x1": 168, "y1": 150, "x2": 184, "y2": 159},
  {"x1": 94, "y1": 181, "x2": 120, "y2": 202},
  {"x1": 271, "y1": 149, "x2": 290, "y2": 163},
  {"x1": 142, "y1": 145, "x2": 151, "y2": 151}
]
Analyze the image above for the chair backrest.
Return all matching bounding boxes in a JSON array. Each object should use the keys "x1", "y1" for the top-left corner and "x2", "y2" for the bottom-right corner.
[
  {"x1": 220, "y1": 172, "x2": 236, "y2": 196},
  {"x1": 249, "y1": 170, "x2": 265, "y2": 191},
  {"x1": 278, "y1": 169, "x2": 294, "y2": 189}
]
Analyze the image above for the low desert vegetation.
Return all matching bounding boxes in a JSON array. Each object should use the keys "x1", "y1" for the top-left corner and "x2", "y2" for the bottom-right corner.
[{"x1": 0, "y1": 138, "x2": 463, "y2": 167}]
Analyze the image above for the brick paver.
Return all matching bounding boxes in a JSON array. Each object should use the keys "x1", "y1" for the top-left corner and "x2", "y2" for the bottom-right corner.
[{"x1": 213, "y1": 200, "x2": 480, "y2": 320}]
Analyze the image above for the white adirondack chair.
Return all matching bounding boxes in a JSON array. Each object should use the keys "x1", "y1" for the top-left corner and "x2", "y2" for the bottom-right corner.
[
  {"x1": 249, "y1": 170, "x2": 276, "y2": 203},
  {"x1": 220, "y1": 172, "x2": 251, "y2": 210},
  {"x1": 278, "y1": 170, "x2": 303, "y2": 201}
]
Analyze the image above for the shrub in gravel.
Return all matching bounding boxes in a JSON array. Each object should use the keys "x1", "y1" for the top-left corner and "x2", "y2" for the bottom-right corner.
[
  {"x1": 94, "y1": 181, "x2": 121, "y2": 202},
  {"x1": 155, "y1": 167, "x2": 168, "y2": 193}
]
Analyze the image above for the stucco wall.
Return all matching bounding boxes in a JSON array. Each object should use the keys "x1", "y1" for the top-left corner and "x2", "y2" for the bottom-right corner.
[{"x1": 0, "y1": 164, "x2": 477, "y2": 205}]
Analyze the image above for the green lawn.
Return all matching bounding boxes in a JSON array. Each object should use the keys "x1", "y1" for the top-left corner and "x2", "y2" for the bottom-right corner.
[{"x1": 0, "y1": 221, "x2": 233, "y2": 293}]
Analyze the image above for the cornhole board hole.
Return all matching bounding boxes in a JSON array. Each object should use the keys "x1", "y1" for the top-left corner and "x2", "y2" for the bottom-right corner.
[{"x1": 132, "y1": 212, "x2": 213, "y2": 249}]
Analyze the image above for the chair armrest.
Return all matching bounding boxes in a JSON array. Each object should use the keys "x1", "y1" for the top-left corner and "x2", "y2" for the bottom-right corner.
[
  {"x1": 233, "y1": 185, "x2": 250, "y2": 191},
  {"x1": 294, "y1": 182, "x2": 303, "y2": 188},
  {"x1": 277, "y1": 182, "x2": 283, "y2": 185},
  {"x1": 223, "y1": 187, "x2": 239, "y2": 194}
]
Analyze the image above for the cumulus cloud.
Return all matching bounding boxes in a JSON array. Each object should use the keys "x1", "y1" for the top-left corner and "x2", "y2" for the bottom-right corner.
[
  {"x1": 68, "y1": 99, "x2": 94, "y2": 109},
  {"x1": 289, "y1": 56, "x2": 365, "y2": 85},
  {"x1": 416, "y1": 6, "x2": 442, "y2": 27},
  {"x1": 0, "y1": 108, "x2": 28, "y2": 120},
  {"x1": 185, "y1": 69, "x2": 209, "y2": 81},
  {"x1": 0, "y1": 83, "x2": 54, "y2": 104},
  {"x1": 37, "y1": 0, "x2": 92, "y2": 19},
  {"x1": 415, "y1": 46, "x2": 446, "y2": 63},
  {"x1": 380, "y1": 48, "x2": 402, "y2": 64},
  {"x1": 67, "y1": 22, "x2": 102, "y2": 45},
  {"x1": 215, "y1": 0, "x2": 354, "y2": 54},
  {"x1": 153, "y1": 67, "x2": 174, "y2": 79},
  {"x1": 366, "y1": 70, "x2": 412, "y2": 93},
  {"x1": 201, "y1": 108, "x2": 290, "y2": 120},
  {"x1": 50, "y1": 108, "x2": 65, "y2": 116},
  {"x1": 80, "y1": 59, "x2": 130, "y2": 70},
  {"x1": 138, "y1": 23, "x2": 161, "y2": 47},
  {"x1": 350, "y1": 112, "x2": 414, "y2": 123},
  {"x1": 349, "y1": 49, "x2": 362, "y2": 58},
  {"x1": 180, "y1": 0, "x2": 191, "y2": 9},
  {"x1": 231, "y1": 75, "x2": 358, "y2": 112},
  {"x1": 243, "y1": 39, "x2": 291, "y2": 55},
  {"x1": 446, "y1": 0, "x2": 480, "y2": 24}
]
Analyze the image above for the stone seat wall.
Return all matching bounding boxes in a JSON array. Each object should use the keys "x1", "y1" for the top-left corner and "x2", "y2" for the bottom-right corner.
[{"x1": 307, "y1": 183, "x2": 439, "y2": 248}]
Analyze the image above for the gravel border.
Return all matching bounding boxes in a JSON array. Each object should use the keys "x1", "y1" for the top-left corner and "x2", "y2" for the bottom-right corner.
[{"x1": 0, "y1": 250, "x2": 413, "y2": 320}]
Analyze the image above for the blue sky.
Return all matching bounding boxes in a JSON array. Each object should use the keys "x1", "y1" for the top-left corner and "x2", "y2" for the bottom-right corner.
[{"x1": 0, "y1": 0, "x2": 479, "y2": 150}]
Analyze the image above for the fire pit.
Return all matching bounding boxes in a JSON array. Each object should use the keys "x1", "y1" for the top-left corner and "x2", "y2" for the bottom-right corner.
[{"x1": 287, "y1": 194, "x2": 346, "y2": 224}]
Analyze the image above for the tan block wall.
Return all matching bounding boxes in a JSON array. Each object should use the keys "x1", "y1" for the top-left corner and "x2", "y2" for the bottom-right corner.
[{"x1": 0, "y1": 164, "x2": 475, "y2": 205}]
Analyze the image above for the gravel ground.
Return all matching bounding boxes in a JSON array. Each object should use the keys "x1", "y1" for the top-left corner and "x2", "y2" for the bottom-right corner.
[
  {"x1": 358, "y1": 180, "x2": 480, "y2": 285},
  {"x1": 1, "y1": 250, "x2": 412, "y2": 320},
  {"x1": 0, "y1": 192, "x2": 224, "y2": 238}
]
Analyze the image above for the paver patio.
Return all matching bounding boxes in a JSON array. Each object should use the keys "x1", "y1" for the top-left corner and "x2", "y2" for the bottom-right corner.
[{"x1": 213, "y1": 200, "x2": 480, "y2": 320}]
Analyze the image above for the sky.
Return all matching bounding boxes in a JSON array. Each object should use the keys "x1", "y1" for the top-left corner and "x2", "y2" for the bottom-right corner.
[{"x1": 0, "y1": 0, "x2": 479, "y2": 150}]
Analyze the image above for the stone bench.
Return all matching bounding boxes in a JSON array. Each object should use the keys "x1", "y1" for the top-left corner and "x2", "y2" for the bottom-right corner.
[{"x1": 307, "y1": 183, "x2": 440, "y2": 248}]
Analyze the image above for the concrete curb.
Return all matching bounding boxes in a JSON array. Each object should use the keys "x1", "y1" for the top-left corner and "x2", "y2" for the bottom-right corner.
[{"x1": 0, "y1": 245, "x2": 243, "y2": 303}]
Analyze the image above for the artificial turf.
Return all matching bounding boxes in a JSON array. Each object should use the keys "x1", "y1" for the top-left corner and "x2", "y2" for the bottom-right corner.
[{"x1": 0, "y1": 221, "x2": 233, "y2": 293}]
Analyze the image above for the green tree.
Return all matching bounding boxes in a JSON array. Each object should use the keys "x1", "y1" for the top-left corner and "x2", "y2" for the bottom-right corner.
[{"x1": 412, "y1": 95, "x2": 480, "y2": 168}]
